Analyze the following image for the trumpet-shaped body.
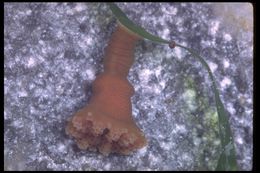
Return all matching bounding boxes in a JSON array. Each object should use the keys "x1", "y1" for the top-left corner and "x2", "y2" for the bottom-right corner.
[{"x1": 66, "y1": 24, "x2": 147, "y2": 155}]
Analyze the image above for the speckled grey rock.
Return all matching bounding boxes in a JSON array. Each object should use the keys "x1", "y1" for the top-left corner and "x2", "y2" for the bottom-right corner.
[{"x1": 4, "y1": 2, "x2": 253, "y2": 171}]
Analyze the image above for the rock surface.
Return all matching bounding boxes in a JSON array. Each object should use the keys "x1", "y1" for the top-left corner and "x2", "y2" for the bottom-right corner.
[{"x1": 4, "y1": 2, "x2": 253, "y2": 171}]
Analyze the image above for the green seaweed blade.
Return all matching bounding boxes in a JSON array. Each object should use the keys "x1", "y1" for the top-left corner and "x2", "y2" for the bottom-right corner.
[
  {"x1": 176, "y1": 45, "x2": 238, "y2": 171},
  {"x1": 108, "y1": 3, "x2": 169, "y2": 44},
  {"x1": 109, "y1": 3, "x2": 238, "y2": 171}
]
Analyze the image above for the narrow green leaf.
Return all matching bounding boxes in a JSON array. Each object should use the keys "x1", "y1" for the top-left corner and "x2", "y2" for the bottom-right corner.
[
  {"x1": 176, "y1": 44, "x2": 238, "y2": 171},
  {"x1": 108, "y1": 3, "x2": 170, "y2": 44},
  {"x1": 108, "y1": 3, "x2": 238, "y2": 170}
]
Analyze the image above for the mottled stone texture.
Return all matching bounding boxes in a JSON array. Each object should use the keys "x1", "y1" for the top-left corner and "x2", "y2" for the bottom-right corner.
[{"x1": 4, "y1": 2, "x2": 252, "y2": 171}]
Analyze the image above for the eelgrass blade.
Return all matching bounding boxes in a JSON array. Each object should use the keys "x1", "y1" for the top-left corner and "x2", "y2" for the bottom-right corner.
[
  {"x1": 176, "y1": 44, "x2": 238, "y2": 171},
  {"x1": 108, "y1": 3, "x2": 169, "y2": 44},
  {"x1": 109, "y1": 3, "x2": 238, "y2": 170}
]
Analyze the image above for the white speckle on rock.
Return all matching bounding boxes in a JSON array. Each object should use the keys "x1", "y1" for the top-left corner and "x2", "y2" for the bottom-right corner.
[
  {"x1": 236, "y1": 136, "x2": 243, "y2": 145},
  {"x1": 209, "y1": 20, "x2": 220, "y2": 36},
  {"x1": 182, "y1": 152, "x2": 191, "y2": 161},
  {"x1": 175, "y1": 124, "x2": 187, "y2": 133},
  {"x1": 227, "y1": 102, "x2": 236, "y2": 114},
  {"x1": 174, "y1": 47, "x2": 183, "y2": 59},
  {"x1": 26, "y1": 10, "x2": 32, "y2": 15},
  {"x1": 159, "y1": 81, "x2": 166, "y2": 90},
  {"x1": 86, "y1": 69, "x2": 95, "y2": 80},
  {"x1": 223, "y1": 59, "x2": 230, "y2": 68},
  {"x1": 176, "y1": 17, "x2": 183, "y2": 26},
  {"x1": 220, "y1": 77, "x2": 232, "y2": 88},
  {"x1": 104, "y1": 163, "x2": 111, "y2": 170},
  {"x1": 27, "y1": 57, "x2": 36, "y2": 68},
  {"x1": 165, "y1": 6, "x2": 177, "y2": 15},
  {"x1": 161, "y1": 141, "x2": 171, "y2": 150},
  {"x1": 223, "y1": 33, "x2": 232, "y2": 41},
  {"x1": 155, "y1": 66, "x2": 162, "y2": 78},
  {"x1": 193, "y1": 137, "x2": 201, "y2": 146},
  {"x1": 246, "y1": 98, "x2": 252, "y2": 104},
  {"x1": 85, "y1": 37, "x2": 93, "y2": 46},
  {"x1": 57, "y1": 143, "x2": 67, "y2": 153},
  {"x1": 213, "y1": 139, "x2": 221, "y2": 146},
  {"x1": 56, "y1": 85, "x2": 64, "y2": 94},
  {"x1": 39, "y1": 40, "x2": 45, "y2": 45},
  {"x1": 154, "y1": 85, "x2": 163, "y2": 94},
  {"x1": 139, "y1": 69, "x2": 152, "y2": 84},
  {"x1": 57, "y1": 31, "x2": 64, "y2": 39},
  {"x1": 148, "y1": 153, "x2": 159, "y2": 163},
  {"x1": 12, "y1": 120, "x2": 23, "y2": 128},
  {"x1": 162, "y1": 28, "x2": 170, "y2": 39},
  {"x1": 208, "y1": 61, "x2": 218, "y2": 73},
  {"x1": 66, "y1": 9, "x2": 74, "y2": 15},
  {"x1": 182, "y1": 89, "x2": 197, "y2": 111},
  {"x1": 201, "y1": 39, "x2": 212, "y2": 47},
  {"x1": 137, "y1": 146, "x2": 147, "y2": 155},
  {"x1": 74, "y1": 3, "x2": 86, "y2": 12},
  {"x1": 18, "y1": 90, "x2": 28, "y2": 97}
]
